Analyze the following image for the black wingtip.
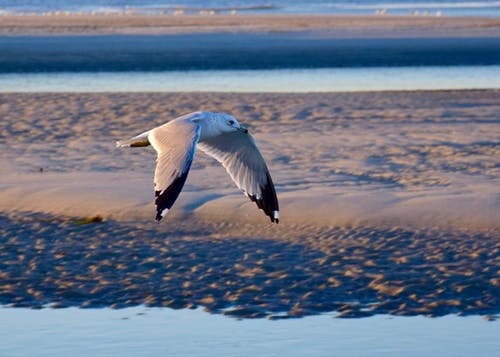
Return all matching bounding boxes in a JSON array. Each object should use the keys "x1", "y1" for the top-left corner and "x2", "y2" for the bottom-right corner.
[
  {"x1": 154, "y1": 167, "x2": 191, "y2": 223},
  {"x1": 155, "y1": 213, "x2": 163, "y2": 223},
  {"x1": 248, "y1": 171, "x2": 279, "y2": 224}
]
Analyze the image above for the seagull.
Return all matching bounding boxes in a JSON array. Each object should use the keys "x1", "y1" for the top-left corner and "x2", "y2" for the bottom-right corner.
[{"x1": 116, "y1": 111, "x2": 279, "y2": 223}]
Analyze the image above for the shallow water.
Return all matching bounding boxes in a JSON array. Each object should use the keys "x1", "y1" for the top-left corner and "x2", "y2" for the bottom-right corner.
[
  {"x1": 1, "y1": 307, "x2": 499, "y2": 357},
  {"x1": 2, "y1": 66, "x2": 500, "y2": 92}
]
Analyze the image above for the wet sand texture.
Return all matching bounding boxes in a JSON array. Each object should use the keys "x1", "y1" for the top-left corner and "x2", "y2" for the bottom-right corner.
[
  {"x1": 0, "y1": 212, "x2": 498, "y2": 318},
  {"x1": 2, "y1": 35, "x2": 500, "y2": 72}
]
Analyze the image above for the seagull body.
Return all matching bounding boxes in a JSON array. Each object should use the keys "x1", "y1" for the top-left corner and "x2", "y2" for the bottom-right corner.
[{"x1": 117, "y1": 112, "x2": 279, "y2": 223}]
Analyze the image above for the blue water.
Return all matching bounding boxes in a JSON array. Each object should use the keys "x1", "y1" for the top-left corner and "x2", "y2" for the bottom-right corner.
[
  {"x1": 2, "y1": 66, "x2": 500, "y2": 92},
  {"x1": 1, "y1": 307, "x2": 499, "y2": 357},
  {"x1": 1, "y1": 0, "x2": 500, "y2": 17}
]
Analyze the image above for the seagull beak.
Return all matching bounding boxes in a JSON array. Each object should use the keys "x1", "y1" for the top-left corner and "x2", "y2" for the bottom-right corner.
[{"x1": 238, "y1": 126, "x2": 248, "y2": 134}]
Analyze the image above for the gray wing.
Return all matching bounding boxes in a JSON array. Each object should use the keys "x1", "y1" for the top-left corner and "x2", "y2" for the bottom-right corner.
[
  {"x1": 197, "y1": 131, "x2": 279, "y2": 223},
  {"x1": 148, "y1": 120, "x2": 200, "y2": 222}
]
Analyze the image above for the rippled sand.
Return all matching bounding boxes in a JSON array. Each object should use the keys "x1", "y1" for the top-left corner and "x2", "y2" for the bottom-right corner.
[
  {"x1": 1, "y1": 212, "x2": 498, "y2": 318},
  {"x1": 0, "y1": 91, "x2": 498, "y2": 318}
]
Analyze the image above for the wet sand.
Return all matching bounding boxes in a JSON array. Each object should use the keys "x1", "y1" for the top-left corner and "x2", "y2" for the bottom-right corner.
[
  {"x1": 1, "y1": 212, "x2": 498, "y2": 318},
  {"x1": 2, "y1": 35, "x2": 500, "y2": 72},
  {"x1": 0, "y1": 91, "x2": 498, "y2": 318}
]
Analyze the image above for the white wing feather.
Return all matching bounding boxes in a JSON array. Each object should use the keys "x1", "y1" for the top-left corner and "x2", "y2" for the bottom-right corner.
[
  {"x1": 198, "y1": 131, "x2": 279, "y2": 222},
  {"x1": 148, "y1": 120, "x2": 200, "y2": 221}
]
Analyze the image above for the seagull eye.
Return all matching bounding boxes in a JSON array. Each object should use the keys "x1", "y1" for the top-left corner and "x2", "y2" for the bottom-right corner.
[{"x1": 228, "y1": 120, "x2": 235, "y2": 125}]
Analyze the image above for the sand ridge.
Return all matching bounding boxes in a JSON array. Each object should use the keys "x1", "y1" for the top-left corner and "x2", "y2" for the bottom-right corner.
[
  {"x1": 0, "y1": 91, "x2": 499, "y2": 229},
  {"x1": 1, "y1": 14, "x2": 500, "y2": 37}
]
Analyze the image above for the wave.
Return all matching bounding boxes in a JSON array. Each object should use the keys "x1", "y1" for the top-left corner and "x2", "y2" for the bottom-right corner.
[
  {"x1": 326, "y1": 1, "x2": 500, "y2": 10},
  {"x1": 128, "y1": 4, "x2": 280, "y2": 11},
  {"x1": 0, "y1": 3, "x2": 281, "y2": 15},
  {"x1": 2, "y1": 1, "x2": 500, "y2": 16}
]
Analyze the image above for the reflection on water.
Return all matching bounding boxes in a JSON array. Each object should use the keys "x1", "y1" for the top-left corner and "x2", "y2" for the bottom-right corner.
[
  {"x1": 0, "y1": 307, "x2": 499, "y2": 357},
  {"x1": 1, "y1": 66, "x2": 500, "y2": 92}
]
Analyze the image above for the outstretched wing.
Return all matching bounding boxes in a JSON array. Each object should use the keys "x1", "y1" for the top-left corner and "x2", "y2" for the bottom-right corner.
[
  {"x1": 197, "y1": 131, "x2": 279, "y2": 223},
  {"x1": 148, "y1": 120, "x2": 200, "y2": 222}
]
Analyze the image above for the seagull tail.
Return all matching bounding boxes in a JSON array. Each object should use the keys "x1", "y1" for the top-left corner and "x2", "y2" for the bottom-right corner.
[{"x1": 116, "y1": 129, "x2": 152, "y2": 148}]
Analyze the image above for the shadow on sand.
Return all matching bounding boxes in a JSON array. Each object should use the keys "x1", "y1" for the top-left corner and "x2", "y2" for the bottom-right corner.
[{"x1": 0, "y1": 213, "x2": 498, "y2": 319}]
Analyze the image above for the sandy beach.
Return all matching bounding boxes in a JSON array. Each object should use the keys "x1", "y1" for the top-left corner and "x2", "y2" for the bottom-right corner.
[
  {"x1": 0, "y1": 10, "x2": 499, "y2": 321},
  {"x1": 0, "y1": 90, "x2": 498, "y2": 318},
  {"x1": 1, "y1": 14, "x2": 500, "y2": 37}
]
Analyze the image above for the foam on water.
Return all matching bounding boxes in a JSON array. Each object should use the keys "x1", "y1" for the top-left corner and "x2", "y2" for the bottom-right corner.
[{"x1": 1, "y1": 0, "x2": 500, "y2": 16}]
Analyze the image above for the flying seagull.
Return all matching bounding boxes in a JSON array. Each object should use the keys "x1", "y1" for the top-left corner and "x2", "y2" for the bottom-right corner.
[{"x1": 116, "y1": 111, "x2": 279, "y2": 223}]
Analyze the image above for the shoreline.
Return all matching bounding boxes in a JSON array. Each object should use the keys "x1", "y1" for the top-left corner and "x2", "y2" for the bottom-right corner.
[
  {"x1": 1, "y1": 14, "x2": 500, "y2": 37},
  {"x1": 2, "y1": 14, "x2": 499, "y2": 72},
  {"x1": 1, "y1": 210, "x2": 498, "y2": 316}
]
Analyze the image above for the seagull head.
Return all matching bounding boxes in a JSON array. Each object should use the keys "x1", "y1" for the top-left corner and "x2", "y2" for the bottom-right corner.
[{"x1": 219, "y1": 114, "x2": 248, "y2": 134}]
